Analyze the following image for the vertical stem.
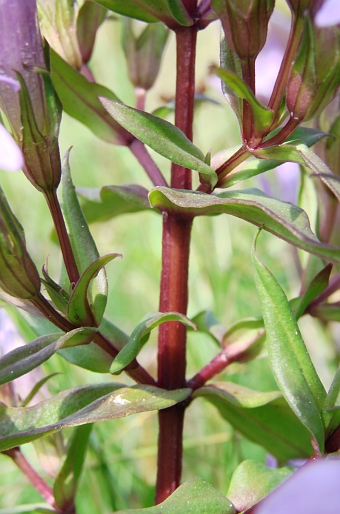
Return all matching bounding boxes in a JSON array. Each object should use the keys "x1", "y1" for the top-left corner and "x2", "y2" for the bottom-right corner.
[
  {"x1": 155, "y1": 25, "x2": 197, "y2": 504},
  {"x1": 241, "y1": 57, "x2": 256, "y2": 142},
  {"x1": 44, "y1": 189, "x2": 80, "y2": 286}
]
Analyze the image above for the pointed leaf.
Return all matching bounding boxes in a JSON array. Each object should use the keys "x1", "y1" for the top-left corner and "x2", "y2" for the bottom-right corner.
[
  {"x1": 61, "y1": 153, "x2": 111, "y2": 324},
  {"x1": 114, "y1": 477, "x2": 235, "y2": 514},
  {"x1": 215, "y1": 68, "x2": 274, "y2": 134},
  {"x1": 67, "y1": 253, "x2": 120, "y2": 325},
  {"x1": 54, "y1": 424, "x2": 92, "y2": 510},
  {"x1": 167, "y1": 0, "x2": 192, "y2": 26},
  {"x1": 293, "y1": 264, "x2": 332, "y2": 319},
  {"x1": 21, "y1": 372, "x2": 60, "y2": 407},
  {"x1": 252, "y1": 234, "x2": 326, "y2": 451},
  {"x1": 227, "y1": 460, "x2": 292, "y2": 512},
  {"x1": 149, "y1": 187, "x2": 340, "y2": 263},
  {"x1": 0, "y1": 384, "x2": 191, "y2": 451},
  {"x1": 78, "y1": 184, "x2": 152, "y2": 224},
  {"x1": 100, "y1": 99, "x2": 217, "y2": 187},
  {"x1": 0, "y1": 328, "x2": 96, "y2": 386},
  {"x1": 254, "y1": 143, "x2": 340, "y2": 202},
  {"x1": 193, "y1": 382, "x2": 313, "y2": 461},
  {"x1": 110, "y1": 312, "x2": 196, "y2": 374},
  {"x1": 51, "y1": 49, "x2": 131, "y2": 145},
  {"x1": 190, "y1": 310, "x2": 226, "y2": 345}
]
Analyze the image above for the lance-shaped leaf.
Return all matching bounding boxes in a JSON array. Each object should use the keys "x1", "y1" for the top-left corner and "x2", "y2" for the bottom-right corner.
[
  {"x1": 149, "y1": 187, "x2": 340, "y2": 263},
  {"x1": 292, "y1": 264, "x2": 332, "y2": 320},
  {"x1": 189, "y1": 310, "x2": 226, "y2": 345},
  {"x1": 193, "y1": 382, "x2": 313, "y2": 461},
  {"x1": 51, "y1": 49, "x2": 132, "y2": 145},
  {"x1": 100, "y1": 98, "x2": 217, "y2": 187},
  {"x1": 54, "y1": 424, "x2": 92, "y2": 511},
  {"x1": 94, "y1": 0, "x2": 191, "y2": 27},
  {"x1": 110, "y1": 312, "x2": 196, "y2": 374},
  {"x1": 61, "y1": 153, "x2": 113, "y2": 324},
  {"x1": 0, "y1": 383, "x2": 191, "y2": 451},
  {"x1": 254, "y1": 143, "x2": 340, "y2": 202},
  {"x1": 114, "y1": 477, "x2": 235, "y2": 514},
  {"x1": 215, "y1": 68, "x2": 274, "y2": 135},
  {"x1": 67, "y1": 253, "x2": 120, "y2": 325},
  {"x1": 78, "y1": 184, "x2": 152, "y2": 224},
  {"x1": 0, "y1": 327, "x2": 96, "y2": 386},
  {"x1": 252, "y1": 234, "x2": 326, "y2": 451},
  {"x1": 0, "y1": 504, "x2": 56, "y2": 513},
  {"x1": 227, "y1": 460, "x2": 292, "y2": 512}
]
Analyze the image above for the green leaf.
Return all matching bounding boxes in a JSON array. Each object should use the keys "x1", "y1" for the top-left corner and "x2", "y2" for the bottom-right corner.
[
  {"x1": 54, "y1": 424, "x2": 92, "y2": 510},
  {"x1": 149, "y1": 187, "x2": 340, "y2": 263},
  {"x1": 190, "y1": 310, "x2": 226, "y2": 345},
  {"x1": 51, "y1": 49, "x2": 131, "y2": 145},
  {"x1": 193, "y1": 382, "x2": 313, "y2": 461},
  {"x1": 114, "y1": 477, "x2": 235, "y2": 513},
  {"x1": 0, "y1": 384, "x2": 191, "y2": 451},
  {"x1": 252, "y1": 234, "x2": 326, "y2": 451},
  {"x1": 78, "y1": 184, "x2": 152, "y2": 224},
  {"x1": 21, "y1": 373, "x2": 60, "y2": 407},
  {"x1": 61, "y1": 152, "x2": 111, "y2": 324},
  {"x1": 292, "y1": 264, "x2": 332, "y2": 319},
  {"x1": 227, "y1": 460, "x2": 292, "y2": 512},
  {"x1": 67, "y1": 253, "x2": 120, "y2": 325},
  {"x1": 100, "y1": 99, "x2": 217, "y2": 187},
  {"x1": 167, "y1": 0, "x2": 192, "y2": 26},
  {"x1": 254, "y1": 143, "x2": 340, "y2": 202},
  {"x1": 58, "y1": 317, "x2": 129, "y2": 373},
  {"x1": 110, "y1": 312, "x2": 196, "y2": 374},
  {"x1": 323, "y1": 366, "x2": 340, "y2": 436},
  {"x1": 94, "y1": 0, "x2": 184, "y2": 26},
  {"x1": 0, "y1": 328, "x2": 96, "y2": 386},
  {"x1": 215, "y1": 68, "x2": 274, "y2": 134}
]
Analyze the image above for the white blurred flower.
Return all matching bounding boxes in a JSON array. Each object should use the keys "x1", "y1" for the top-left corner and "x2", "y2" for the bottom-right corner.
[{"x1": 0, "y1": 123, "x2": 23, "y2": 171}]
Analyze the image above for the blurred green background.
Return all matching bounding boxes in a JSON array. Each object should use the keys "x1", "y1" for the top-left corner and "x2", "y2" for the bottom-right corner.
[{"x1": 0, "y1": 3, "x2": 338, "y2": 511}]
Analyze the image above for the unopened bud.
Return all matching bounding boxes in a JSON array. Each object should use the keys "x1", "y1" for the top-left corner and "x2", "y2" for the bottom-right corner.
[
  {"x1": 122, "y1": 20, "x2": 169, "y2": 91},
  {"x1": 212, "y1": 0, "x2": 275, "y2": 60},
  {"x1": 0, "y1": 187, "x2": 41, "y2": 299}
]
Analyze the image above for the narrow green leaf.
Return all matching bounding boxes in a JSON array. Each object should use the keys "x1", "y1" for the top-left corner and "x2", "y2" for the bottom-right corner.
[
  {"x1": 190, "y1": 310, "x2": 226, "y2": 345},
  {"x1": 110, "y1": 312, "x2": 196, "y2": 374},
  {"x1": 167, "y1": 0, "x2": 192, "y2": 26},
  {"x1": 54, "y1": 424, "x2": 92, "y2": 510},
  {"x1": 0, "y1": 384, "x2": 191, "y2": 451},
  {"x1": 51, "y1": 49, "x2": 131, "y2": 145},
  {"x1": 114, "y1": 477, "x2": 235, "y2": 514},
  {"x1": 67, "y1": 253, "x2": 120, "y2": 325},
  {"x1": 61, "y1": 152, "x2": 110, "y2": 324},
  {"x1": 149, "y1": 187, "x2": 340, "y2": 263},
  {"x1": 21, "y1": 373, "x2": 60, "y2": 407},
  {"x1": 252, "y1": 234, "x2": 326, "y2": 451},
  {"x1": 292, "y1": 264, "x2": 332, "y2": 319},
  {"x1": 0, "y1": 328, "x2": 96, "y2": 386},
  {"x1": 227, "y1": 460, "x2": 292, "y2": 512},
  {"x1": 100, "y1": 99, "x2": 217, "y2": 187},
  {"x1": 254, "y1": 143, "x2": 340, "y2": 202},
  {"x1": 193, "y1": 382, "x2": 313, "y2": 461},
  {"x1": 215, "y1": 68, "x2": 274, "y2": 134},
  {"x1": 94, "y1": 0, "x2": 173, "y2": 24},
  {"x1": 78, "y1": 184, "x2": 152, "y2": 224},
  {"x1": 0, "y1": 505, "x2": 55, "y2": 514}
]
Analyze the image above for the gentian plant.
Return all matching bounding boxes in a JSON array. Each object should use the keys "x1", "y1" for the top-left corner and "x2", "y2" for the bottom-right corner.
[{"x1": 0, "y1": 0, "x2": 339, "y2": 512}]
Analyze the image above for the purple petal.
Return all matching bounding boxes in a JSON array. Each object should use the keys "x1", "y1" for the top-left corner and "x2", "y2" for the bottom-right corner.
[
  {"x1": 315, "y1": 0, "x2": 340, "y2": 27},
  {"x1": 0, "y1": 74, "x2": 21, "y2": 92},
  {"x1": 0, "y1": 124, "x2": 23, "y2": 171},
  {"x1": 255, "y1": 459, "x2": 340, "y2": 514}
]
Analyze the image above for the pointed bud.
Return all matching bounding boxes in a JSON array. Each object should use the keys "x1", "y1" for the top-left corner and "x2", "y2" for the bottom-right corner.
[
  {"x1": 287, "y1": 19, "x2": 340, "y2": 122},
  {"x1": 122, "y1": 20, "x2": 169, "y2": 91},
  {"x1": 76, "y1": 1, "x2": 107, "y2": 65},
  {"x1": 211, "y1": 0, "x2": 275, "y2": 60},
  {"x1": 0, "y1": 187, "x2": 41, "y2": 299}
]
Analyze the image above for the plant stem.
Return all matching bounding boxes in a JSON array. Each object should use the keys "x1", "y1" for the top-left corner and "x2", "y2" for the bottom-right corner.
[
  {"x1": 44, "y1": 189, "x2": 80, "y2": 286},
  {"x1": 155, "y1": 25, "x2": 197, "y2": 504},
  {"x1": 129, "y1": 138, "x2": 168, "y2": 187},
  {"x1": 3, "y1": 447, "x2": 61, "y2": 511}
]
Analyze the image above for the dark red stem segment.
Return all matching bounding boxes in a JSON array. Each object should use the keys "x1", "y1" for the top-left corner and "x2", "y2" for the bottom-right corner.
[
  {"x1": 156, "y1": 25, "x2": 197, "y2": 504},
  {"x1": 44, "y1": 189, "x2": 80, "y2": 286},
  {"x1": 3, "y1": 447, "x2": 61, "y2": 511}
]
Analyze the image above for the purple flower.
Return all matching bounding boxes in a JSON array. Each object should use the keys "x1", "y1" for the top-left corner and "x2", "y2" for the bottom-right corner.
[{"x1": 0, "y1": 75, "x2": 23, "y2": 171}]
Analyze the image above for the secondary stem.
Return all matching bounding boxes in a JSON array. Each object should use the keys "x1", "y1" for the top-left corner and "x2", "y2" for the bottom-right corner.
[{"x1": 155, "y1": 25, "x2": 197, "y2": 504}]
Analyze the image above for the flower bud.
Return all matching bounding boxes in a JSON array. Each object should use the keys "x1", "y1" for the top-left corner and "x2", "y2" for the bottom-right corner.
[
  {"x1": 0, "y1": 0, "x2": 62, "y2": 193},
  {"x1": 211, "y1": 0, "x2": 275, "y2": 60},
  {"x1": 286, "y1": 18, "x2": 340, "y2": 122},
  {"x1": 286, "y1": 0, "x2": 323, "y2": 16},
  {"x1": 122, "y1": 20, "x2": 169, "y2": 91},
  {"x1": 0, "y1": 187, "x2": 41, "y2": 300}
]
